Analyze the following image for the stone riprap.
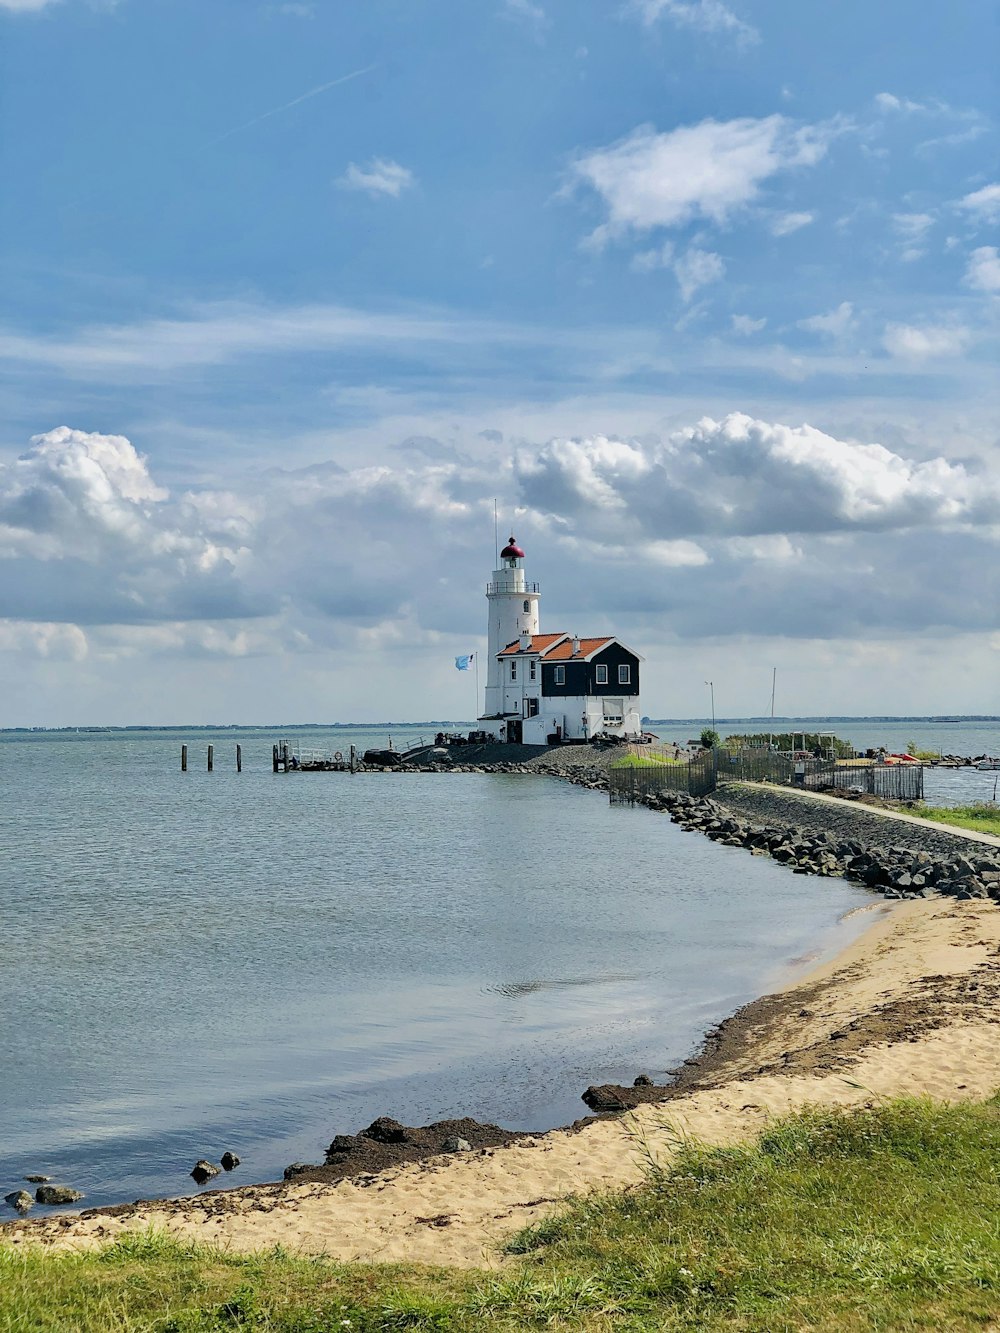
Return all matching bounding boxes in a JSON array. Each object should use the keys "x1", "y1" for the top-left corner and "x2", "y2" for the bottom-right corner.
[{"x1": 643, "y1": 789, "x2": 1000, "y2": 904}]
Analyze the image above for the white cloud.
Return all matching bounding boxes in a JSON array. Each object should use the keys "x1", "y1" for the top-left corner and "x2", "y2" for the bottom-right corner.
[
  {"x1": 731, "y1": 314, "x2": 766, "y2": 335},
  {"x1": 0, "y1": 428, "x2": 254, "y2": 623},
  {"x1": 635, "y1": 0, "x2": 758, "y2": 43},
  {"x1": 882, "y1": 322, "x2": 971, "y2": 358},
  {"x1": 337, "y1": 158, "x2": 414, "y2": 198},
  {"x1": 0, "y1": 620, "x2": 88, "y2": 660},
  {"x1": 958, "y1": 183, "x2": 1000, "y2": 224},
  {"x1": 917, "y1": 125, "x2": 987, "y2": 154},
  {"x1": 770, "y1": 210, "x2": 814, "y2": 236},
  {"x1": 798, "y1": 302, "x2": 855, "y2": 337},
  {"x1": 2, "y1": 416, "x2": 998, "y2": 717},
  {"x1": 641, "y1": 538, "x2": 710, "y2": 566},
  {"x1": 892, "y1": 211, "x2": 934, "y2": 261},
  {"x1": 516, "y1": 413, "x2": 999, "y2": 543},
  {"x1": 570, "y1": 115, "x2": 833, "y2": 241},
  {"x1": 0, "y1": 301, "x2": 534, "y2": 380},
  {"x1": 874, "y1": 92, "x2": 926, "y2": 113},
  {"x1": 0, "y1": 0, "x2": 60, "y2": 8},
  {"x1": 503, "y1": 0, "x2": 546, "y2": 27},
  {"x1": 964, "y1": 246, "x2": 1000, "y2": 293},
  {"x1": 630, "y1": 241, "x2": 674, "y2": 272},
  {"x1": 673, "y1": 247, "x2": 725, "y2": 301}
]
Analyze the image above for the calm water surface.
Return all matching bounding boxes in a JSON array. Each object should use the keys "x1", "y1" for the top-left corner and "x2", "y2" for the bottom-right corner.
[{"x1": 0, "y1": 722, "x2": 992, "y2": 1213}]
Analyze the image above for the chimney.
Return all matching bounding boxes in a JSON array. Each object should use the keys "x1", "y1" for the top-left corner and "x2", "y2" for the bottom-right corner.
[
  {"x1": 520, "y1": 629, "x2": 532, "y2": 651},
  {"x1": 572, "y1": 635, "x2": 581, "y2": 655}
]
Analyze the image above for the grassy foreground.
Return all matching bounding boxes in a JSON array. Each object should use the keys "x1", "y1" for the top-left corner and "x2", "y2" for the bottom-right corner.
[
  {"x1": 906, "y1": 801, "x2": 1000, "y2": 839},
  {"x1": 3, "y1": 1097, "x2": 1000, "y2": 1332}
]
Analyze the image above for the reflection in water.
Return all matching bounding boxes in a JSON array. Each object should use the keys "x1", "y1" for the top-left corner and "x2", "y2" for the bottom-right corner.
[{"x1": 487, "y1": 975, "x2": 638, "y2": 998}]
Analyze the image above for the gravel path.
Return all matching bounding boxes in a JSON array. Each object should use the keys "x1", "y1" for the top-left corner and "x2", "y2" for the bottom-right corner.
[{"x1": 712, "y1": 784, "x2": 991, "y2": 858}]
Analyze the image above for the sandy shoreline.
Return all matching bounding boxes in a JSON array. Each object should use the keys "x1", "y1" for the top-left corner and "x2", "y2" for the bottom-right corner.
[{"x1": 5, "y1": 891, "x2": 999, "y2": 1268}]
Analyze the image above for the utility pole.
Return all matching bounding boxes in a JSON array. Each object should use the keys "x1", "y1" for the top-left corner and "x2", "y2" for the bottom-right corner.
[{"x1": 705, "y1": 680, "x2": 715, "y2": 732}]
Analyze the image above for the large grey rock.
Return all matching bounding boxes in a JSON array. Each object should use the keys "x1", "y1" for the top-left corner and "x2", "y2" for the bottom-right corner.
[
  {"x1": 190, "y1": 1160, "x2": 220, "y2": 1184},
  {"x1": 220, "y1": 1151, "x2": 240, "y2": 1171},
  {"x1": 441, "y1": 1136, "x2": 472, "y2": 1152},
  {"x1": 35, "y1": 1185, "x2": 83, "y2": 1205},
  {"x1": 5, "y1": 1190, "x2": 33, "y2": 1212}
]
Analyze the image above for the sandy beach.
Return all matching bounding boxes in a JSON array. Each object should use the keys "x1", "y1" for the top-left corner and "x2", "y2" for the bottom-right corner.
[{"x1": 5, "y1": 889, "x2": 998, "y2": 1269}]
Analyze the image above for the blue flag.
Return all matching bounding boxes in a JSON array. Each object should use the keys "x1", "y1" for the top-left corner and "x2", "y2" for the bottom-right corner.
[{"x1": 454, "y1": 654, "x2": 474, "y2": 671}]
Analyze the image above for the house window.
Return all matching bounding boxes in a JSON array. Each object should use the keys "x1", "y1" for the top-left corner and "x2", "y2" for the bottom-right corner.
[
  {"x1": 595, "y1": 664, "x2": 608, "y2": 685},
  {"x1": 618, "y1": 664, "x2": 631, "y2": 685},
  {"x1": 553, "y1": 665, "x2": 565, "y2": 685},
  {"x1": 526, "y1": 697, "x2": 539, "y2": 717},
  {"x1": 529, "y1": 660, "x2": 536, "y2": 681},
  {"x1": 511, "y1": 660, "x2": 517, "y2": 681},
  {"x1": 523, "y1": 600, "x2": 530, "y2": 612}
]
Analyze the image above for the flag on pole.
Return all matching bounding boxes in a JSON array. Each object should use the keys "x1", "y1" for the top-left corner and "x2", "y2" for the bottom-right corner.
[{"x1": 454, "y1": 654, "x2": 474, "y2": 671}]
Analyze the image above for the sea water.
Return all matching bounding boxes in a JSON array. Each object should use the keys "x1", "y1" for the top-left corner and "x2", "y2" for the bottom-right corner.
[{"x1": 0, "y1": 721, "x2": 993, "y2": 1213}]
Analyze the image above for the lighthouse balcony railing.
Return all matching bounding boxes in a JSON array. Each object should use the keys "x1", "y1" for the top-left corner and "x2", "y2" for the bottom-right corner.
[{"x1": 486, "y1": 580, "x2": 540, "y2": 595}]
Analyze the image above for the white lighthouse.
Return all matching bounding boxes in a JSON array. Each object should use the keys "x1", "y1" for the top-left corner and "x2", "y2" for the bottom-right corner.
[
  {"x1": 476, "y1": 534, "x2": 644, "y2": 746},
  {"x1": 482, "y1": 536, "x2": 540, "y2": 718}
]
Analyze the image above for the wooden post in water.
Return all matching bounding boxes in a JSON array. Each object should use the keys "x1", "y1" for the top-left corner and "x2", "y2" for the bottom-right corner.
[
  {"x1": 282, "y1": 742, "x2": 290, "y2": 772},
  {"x1": 236, "y1": 744, "x2": 242, "y2": 773},
  {"x1": 207, "y1": 744, "x2": 214, "y2": 772},
  {"x1": 181, "y1": 744, "x2": 188, "y2": 772},
  {"x1": 272, "y1": 744, "x2": 279, "y2": 773}
]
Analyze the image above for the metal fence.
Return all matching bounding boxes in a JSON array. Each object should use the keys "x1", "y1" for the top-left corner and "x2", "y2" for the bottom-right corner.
[
  {"x1": 801, "y1": 760, "x2": 924, "y2": 800},
  {"x1": 608, "y1": 752, "x2": 716, "y2": 803},
  {"x1": 609, "y1": 747, "x2": 923, "y2": 803}
]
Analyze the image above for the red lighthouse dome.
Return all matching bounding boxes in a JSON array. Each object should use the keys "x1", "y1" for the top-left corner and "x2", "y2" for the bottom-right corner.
[{"x1": 500, "y1": 535, "x2": 525, "y2": 559}]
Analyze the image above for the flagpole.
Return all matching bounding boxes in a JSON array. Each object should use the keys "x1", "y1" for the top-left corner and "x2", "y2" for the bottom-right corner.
[{"x1": 474, "y1": 653, "x2": 479, "y2": 722}]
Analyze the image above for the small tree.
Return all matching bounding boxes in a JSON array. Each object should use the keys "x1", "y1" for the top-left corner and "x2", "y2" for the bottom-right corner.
[{"x1": 700, "y1": 727, "x2": 721, "y2": 749}]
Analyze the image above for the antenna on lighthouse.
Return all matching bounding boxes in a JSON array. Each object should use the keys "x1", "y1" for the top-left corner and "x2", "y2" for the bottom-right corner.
[{"x1": 493, "y1": 499, "x2": 499, "y2": 566}]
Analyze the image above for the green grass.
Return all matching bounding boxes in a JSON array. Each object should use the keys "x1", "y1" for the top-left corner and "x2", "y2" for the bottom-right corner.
[
  {"x1": 905, "y1": 801, "x2": 1000, "y2": 838},
  {"x1": 4, "y1": 1097, "x2": 1000, "y2": 1332},
  {"x1": 610, "y1": 753, "x2": 685, "y2": 769}
]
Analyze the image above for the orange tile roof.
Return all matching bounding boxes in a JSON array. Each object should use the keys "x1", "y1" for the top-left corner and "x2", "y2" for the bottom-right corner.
[
  {"x1": 499, "y1": 633, "x2": 618, "y2": 659},
  {"x1": 498, "y1": 633, "x2": 566, "y2": 656},
  {"x1": 543, "y1": 636, "x2": 613, "y2": 660}
]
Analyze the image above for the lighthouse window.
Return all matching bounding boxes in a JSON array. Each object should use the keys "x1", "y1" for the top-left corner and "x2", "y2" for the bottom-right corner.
[
  {"x1": 523, "y1": 600, "x2": 530, "y2": 612},
  {"x1": 511, "y1": 661, "x2": 517, "y2": 681},
  {"x1": 595, "y1": 664, "x2": 608, "y2": 685},
  {"x1": 553, "y1": 665, "x2": 565, "y2": 685},
  {"x1": 618, "y1": 664, "x2": 631, "y2": 684}
]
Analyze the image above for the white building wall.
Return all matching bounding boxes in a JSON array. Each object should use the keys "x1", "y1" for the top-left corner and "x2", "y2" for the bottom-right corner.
[{"x1": 483, "y1": 562, "x2": 540, "y2": 717}]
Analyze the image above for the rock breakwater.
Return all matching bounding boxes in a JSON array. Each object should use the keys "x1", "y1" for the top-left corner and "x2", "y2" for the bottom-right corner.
[{"x1": 642, "y1": 789, "x2": 1000, "y2": 904}]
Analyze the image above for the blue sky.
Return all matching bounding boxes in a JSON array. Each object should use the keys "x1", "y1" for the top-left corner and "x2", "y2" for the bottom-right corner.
[{"x1": 1, "y1": 0, "x2": 998, "y2": 724}]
